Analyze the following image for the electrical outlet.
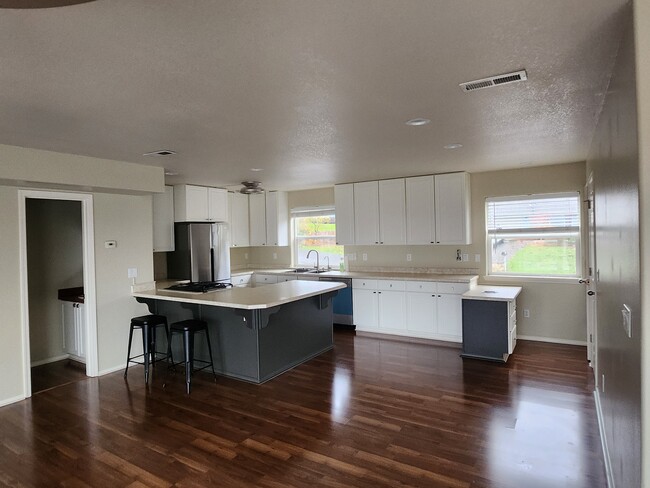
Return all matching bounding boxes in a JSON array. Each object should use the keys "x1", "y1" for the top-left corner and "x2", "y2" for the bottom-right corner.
[
  {"x1": 245, "y1": 252, "x2": 248, "y2": 259},
  {"x1": 462, "y1": 254, "x2": 469, "y2": 262},
  {"x1": 273, "y1": 252, "x2": 277, "y2": 260},
  {"x1": 474, "y1": 254, "x2": 481, "y2": 262},
  {"x1": 523, "y1": 309, "x2": 530, "y2": 318},
  {"x1": 406, "y1": 253, "x2": 412, "y2": 262},
  {"x1": 127, "y1": 268, "x2": 138, "y2": 279},
  {"x1": 362, "y1": 253, "x2": 368, "y2": 261}
]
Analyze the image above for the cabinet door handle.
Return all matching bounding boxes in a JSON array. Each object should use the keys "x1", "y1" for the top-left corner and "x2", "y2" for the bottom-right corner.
[{"x1": 587, "y1": 291, "x2": 595, "y2": 296}]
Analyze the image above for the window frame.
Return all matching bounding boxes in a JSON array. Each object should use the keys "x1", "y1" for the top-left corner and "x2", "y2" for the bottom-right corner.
[
  {"x1": 290, "y1": 206, "x2": 342, "y2": 268},
  {"x1": 485, "y1": 192, "x2": 582, "y2": 280}
]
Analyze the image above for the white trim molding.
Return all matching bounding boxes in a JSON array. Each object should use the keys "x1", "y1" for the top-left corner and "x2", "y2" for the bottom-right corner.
[
  {"x1": 517, "y1": 335, "x2": 587, "y2": 346},
  {"x1": 0, "y1": 395, "x2": 26, "y2": 408},
  {"x1": 18, "y1": 189, "x2": 98, "y2": 400},
  {"x1": 594, "y1": 389, "x2": 614, "y2": 488},
  {"x1": 30, "y1": 354, "x2": 70, "y2": 367},
  {"x1": 97, "y1": 363, "x2": 127, "y2": 376}
]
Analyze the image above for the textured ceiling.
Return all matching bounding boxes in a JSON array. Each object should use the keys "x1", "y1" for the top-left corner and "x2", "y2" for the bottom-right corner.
[{"x1": 0, "y1": 0, "x2": 628, "y2": 191}]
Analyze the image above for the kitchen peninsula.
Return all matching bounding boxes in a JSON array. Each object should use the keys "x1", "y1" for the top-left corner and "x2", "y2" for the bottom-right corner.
[{"x1": 132, "y1": 280, "x2": 345, "y2": 384}]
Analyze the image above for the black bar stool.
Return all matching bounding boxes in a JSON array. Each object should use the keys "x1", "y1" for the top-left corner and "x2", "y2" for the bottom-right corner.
[
  {"x1": 164, "y1": 319, "x2": 217, "y2": 394},
  {"x1": 124, "y1": 314, "x2": 170, "y2": 384}
]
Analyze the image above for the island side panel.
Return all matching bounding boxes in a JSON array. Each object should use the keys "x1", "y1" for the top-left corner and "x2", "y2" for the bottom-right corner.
[
  {"x1": 461, "y1": 299, "x2": 508, "y2": 361},
  {"x1": 257, "y1": 295, "x2": 334, "y2": 383}
]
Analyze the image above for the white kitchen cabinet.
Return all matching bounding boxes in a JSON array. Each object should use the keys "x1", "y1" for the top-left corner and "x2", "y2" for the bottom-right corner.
[
  {"x1": 406, "y1": 292, "x2": 437, "y2": 333},
  {"x1": 436, "y1": 293, "x2": 463, "y2": 340},
  {"x1": 208, "y1": 187, "x2": 229, "y2": 222},
  {"x1": 334, "y1": 184, "x2": 355, "y2": 245},
  {"x1": 352, "y1": 288, "x2": 378, "y2": 330},
  {"x1": 153, "y1": 185, "x2": 175, "y2": 252},
  {"x1": 353, "y1": 181, "x2": 380, "y2": 245},
  {"x1": 277, "y1": 275, "x2": 297, "y2": 282},
  {"x1": 378, "y1": 290, "x2": 406, "y2": 330},
  {"x1": 228, "y1": 192, "x2": 250, "y2": 247},
  {"x1": 61, "y1": 301, "x2": 85, "y2": 362},
  {"x1": 265, "y1": 191, "x2": 289, "y2": 246},
  {"x1": 254, "y1": 274, "x2": 278, "y2": 285},
  {"x1": 434, "y1": 172, "x2": 471, "y2": 244},
  {"x1": 232, "y1": 274, "x2": 252, "y2": 287},
  {"x1": 249, "y1": 193, "x2": 267, "y2": 246},
  {"x1": 174, "y1": 184, "x2": 229, "y2": 222},
  {"x1": 378, "y1": 179, "x2": 406, "y2": 245},
  {"x1": 406, "y1": 176, "x2": 436, "y2": 245}
]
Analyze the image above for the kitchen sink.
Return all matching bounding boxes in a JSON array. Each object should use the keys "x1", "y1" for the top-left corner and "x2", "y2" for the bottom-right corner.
[
  {"x1": 305, "y1": 269, "x2": 330, "y2": 274},
  {"x1": 288, "y1": 268, "x2": 312, "y2": 273}
]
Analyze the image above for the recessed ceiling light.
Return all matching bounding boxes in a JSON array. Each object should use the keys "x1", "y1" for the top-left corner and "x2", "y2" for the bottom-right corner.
[
  {"x1": 164, "y1": 171, "x2": 179, "y2": 176},
  {"x1": 144, "y1": 150, "x2": 176, "y2": 157},
  {"x1": 405, "y1": 118, "x2": 431, "y2": 126},
  {"x1": 250, "y1": 168, "x2": 264, "y2": 172},
  {"x1": 444, "y1": 143, "x2": 463, "y2": 149}
]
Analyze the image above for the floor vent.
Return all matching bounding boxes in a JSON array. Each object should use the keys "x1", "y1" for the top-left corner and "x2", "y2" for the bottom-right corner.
[{"x1": 460, "y1": 70, "x2": 527, "y2": 92}]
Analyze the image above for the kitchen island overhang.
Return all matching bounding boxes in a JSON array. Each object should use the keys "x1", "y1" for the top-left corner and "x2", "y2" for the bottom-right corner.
[{"x1": 132, "y1": 280, "x2": 346, "y2": 384}]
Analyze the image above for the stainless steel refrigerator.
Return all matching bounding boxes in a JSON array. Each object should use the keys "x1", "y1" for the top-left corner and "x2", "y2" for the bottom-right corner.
[{"x1": 167, "y1": 222, "x2": 231, "y2": 282}]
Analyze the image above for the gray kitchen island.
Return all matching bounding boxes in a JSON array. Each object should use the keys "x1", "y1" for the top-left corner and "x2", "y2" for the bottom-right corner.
[{"x1": 132, "y1": 280, "x2": 345, "y2": 384}]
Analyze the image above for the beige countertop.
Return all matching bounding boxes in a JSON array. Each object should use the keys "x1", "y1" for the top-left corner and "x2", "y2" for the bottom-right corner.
[
  {"x1": 132, "y1": 280, "x2": 346, "y2": 310},
  {"x1": 233, "y1": 268, "x2": 479, "y2": 283},
  {"x1": 462, "y1": 285, "x2": 522, "y2": 301}
]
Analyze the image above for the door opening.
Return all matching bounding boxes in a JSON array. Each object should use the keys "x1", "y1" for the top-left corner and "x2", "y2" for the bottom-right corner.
[{"x1": 584, "y1": 173, "x2": 598, "y2": 382}]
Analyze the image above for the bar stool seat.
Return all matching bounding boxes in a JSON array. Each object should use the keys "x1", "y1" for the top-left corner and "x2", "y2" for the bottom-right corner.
[
  {"x1": 165, "y1": 319, "x2": 217, "y2": 394},
  {"x1": 124, "y1": 314, "x2": 170, "y2": 384}
]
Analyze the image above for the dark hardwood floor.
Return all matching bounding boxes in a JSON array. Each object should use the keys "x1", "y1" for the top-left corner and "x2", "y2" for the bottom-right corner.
[
  {"x1": 30, "y1": 359, "x2": 87, "y2": 395},
  {"x1": 1, "y1": 331, "x2": 605, "y2": 487}
]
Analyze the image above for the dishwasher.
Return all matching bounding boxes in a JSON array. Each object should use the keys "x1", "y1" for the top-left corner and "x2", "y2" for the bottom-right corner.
[{"x1": 319, "y1": 277, "x2": 354, "y2": 329}]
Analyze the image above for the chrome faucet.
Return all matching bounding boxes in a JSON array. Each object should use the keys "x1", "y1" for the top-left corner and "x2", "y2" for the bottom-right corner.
[
  {"x1": 324, "y1": 256, "x2": 330, "y2": 271},
  {"x1": 307, "y1": 249, "x2": 320, "y2": 271}
]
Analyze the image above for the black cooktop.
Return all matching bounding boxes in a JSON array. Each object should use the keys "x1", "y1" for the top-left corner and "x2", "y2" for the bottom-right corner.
[{"x1": 166, "y1": 281, "x2": 233, "y2": 293}]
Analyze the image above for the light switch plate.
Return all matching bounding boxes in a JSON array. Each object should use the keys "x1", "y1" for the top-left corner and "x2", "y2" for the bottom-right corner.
[
  {"x1": 127, "y1": 268, "x2": 138, "y2": 279},
  {"x1": 474, "y1": 254, "x2": 481, "y2": 262},
  {"x1": 406, "y1": 254, "x2": 412, "y2": 262},
  {"x1": 273, "y1": 252, "x2": 277, "y2": 260},
  {"x1": 462, "y1": 254, "x2": 469, "y2": 262},
  {"x1": 362, "y1": 253, "x2": 368, "y2": 261}
]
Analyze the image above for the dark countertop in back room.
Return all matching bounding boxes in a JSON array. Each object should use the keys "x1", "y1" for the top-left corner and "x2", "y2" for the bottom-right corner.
[{"x1": 58, "y1": 287, "x2": 84, "y2": 303}]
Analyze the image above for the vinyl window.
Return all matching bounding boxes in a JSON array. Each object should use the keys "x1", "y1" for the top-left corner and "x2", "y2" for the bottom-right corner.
[
  {"x1": 486, "y1": 193, "x2": 581, "y2": 278},
  {"x1": 291, "y1": 207, "x2": 343, "y2": 268}
]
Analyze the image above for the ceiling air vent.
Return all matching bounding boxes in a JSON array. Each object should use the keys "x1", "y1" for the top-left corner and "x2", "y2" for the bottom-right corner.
[
  {"x1": 459, "y1": 70, "x2": 527, "y2": 92},
  {"x1": 143, "y1": 149, "x2": 176, "y2": 157}
]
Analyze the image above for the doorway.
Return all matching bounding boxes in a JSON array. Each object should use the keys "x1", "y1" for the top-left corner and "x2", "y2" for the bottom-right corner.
[
  {"x1": 584, "y1": 173, "x2": 598, "y2": 381},
  {"x1": 18, "y1": 190, "x2": 98, "y2": 397}
]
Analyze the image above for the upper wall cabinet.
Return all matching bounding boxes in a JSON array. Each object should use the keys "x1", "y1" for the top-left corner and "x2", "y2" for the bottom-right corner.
[
  {"x1": 248, "y1": 191, "x2": 289, "y2": 246},
  {"x1": 406, "y1": 175, "x2": 435, "y2": 245},
  {"x1": 228, "y1": 192, "x2": 250, "y2": 247},
  {"x1": 379, "y1": 178, "x2": 406, "y2": 245},
  {"x1": 153, "y1": 185, "x2": 175, "y2": 252},
  {"x1": 354, "y1": 181, "x2": 380, "y2": 245},
  {"x1": 334, "y1": 184, "x2": 355, "y2": 245},
  {"x1": 434, "y1": 172, "x2": 471, "y2": 244},
  {"x1": 174, "y1": 184, "x2": 228, "y2": 222}
]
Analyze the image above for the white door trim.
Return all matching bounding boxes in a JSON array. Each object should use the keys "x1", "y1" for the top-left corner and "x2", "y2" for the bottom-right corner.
[{"x1": 18, "y1": 189, "x2": 98, "y2": 398}]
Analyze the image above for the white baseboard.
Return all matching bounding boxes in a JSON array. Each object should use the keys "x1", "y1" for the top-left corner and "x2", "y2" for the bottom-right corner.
[
  {"x1": 0, "y1": 394, "x2": 26, "y2": 408},
  {"x1": 594, "y1": 389, "x2": 614, "y2": 488},
  {"x1": 97, "y1": 363, "x2": 127, "y2": 376},
  {"x1": 518, "y1": 335, "x2": 587, "y2": 346},
  {"x1": 30, "y1": 354, "x2": 70, "y2": 367}
]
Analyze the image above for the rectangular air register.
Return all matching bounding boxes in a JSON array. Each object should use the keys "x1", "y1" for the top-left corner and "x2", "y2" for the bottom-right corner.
[{"x1": 459, "y1": 70, "x2": 527, "y2": 92}]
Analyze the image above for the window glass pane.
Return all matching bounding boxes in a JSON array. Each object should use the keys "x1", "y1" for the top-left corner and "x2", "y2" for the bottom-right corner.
[
  {"x1": 293, "y1": 214, "x2": 344, "y2": 267},
  {"x1": 490, "y1": 236, "x2": 578, "y2": 276},
  {"x1": 487, "y1": 195, "x2": 580, "y2": 232}
]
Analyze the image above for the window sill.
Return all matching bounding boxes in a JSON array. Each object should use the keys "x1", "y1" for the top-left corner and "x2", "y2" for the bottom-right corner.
[{"x1": 483, "y1": 275, "x2": 581, "y2": 285}]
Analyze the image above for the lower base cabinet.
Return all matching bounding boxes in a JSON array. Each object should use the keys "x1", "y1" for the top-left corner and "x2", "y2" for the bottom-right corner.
[
  {"x1": 354, "y1": 279, "x2": 468, "y2": 343},
  {"x1": 61, "y1": 301, "x2": 86, "y2": 362}
]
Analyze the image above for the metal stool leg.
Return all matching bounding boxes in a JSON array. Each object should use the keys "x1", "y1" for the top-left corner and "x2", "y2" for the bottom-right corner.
[
  {"x1": 164, "y1": 320, "x2": 173, "y2": 364},
  {"x1": 183, "y1": 329, "x2": 194, "y2": 394},
  {"x1": 203, "y1": 328, "x2": 218, "y2": 383},
  {"x1": 142, "y1": 324, "x2": 150, "y2": 384},
  {"x1": 124, "y1": 324, "x2": 135, "y2": 378}
]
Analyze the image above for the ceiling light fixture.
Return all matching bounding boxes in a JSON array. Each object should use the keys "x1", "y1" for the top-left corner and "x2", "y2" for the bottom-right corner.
[
  {"x1": 164, "y1": 171, "x2": 179, "y2": 176},
  {"x1": 250, "y1": 168, "x2": 264, "y2": 172},
  {"x1": 405, "y1": 118, "x2": 431, "y2": 126},
  {"x1": 240, "y1": 181, "x2": 265, "y2": 194},
  {"x1": 143, "y1": 149, "x2": 176, "y2": 157},
  {"x1": 444, "y1": 143, "x2": 463, "y2": 149},
  {"x1": 0, "y1": 0, "x2": 96, "y2": 8}
]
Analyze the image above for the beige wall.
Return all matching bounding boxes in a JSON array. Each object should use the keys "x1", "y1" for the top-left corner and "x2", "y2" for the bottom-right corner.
[
  {"x1": 0, "y1": 187, "x2": 24, "y2": 405},
  {"x1": 26, "y1": 199, "x2": 83, "y2": 363},
  {"x1": 634, "y1": 0, "x2": 650, "y2": 484}
]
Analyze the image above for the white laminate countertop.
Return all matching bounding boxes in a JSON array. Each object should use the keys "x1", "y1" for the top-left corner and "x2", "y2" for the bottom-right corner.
[
  {"x1": 232, "y1": 269, "x2": 479, "y2": 284},
  {"x1": 462, "y1": 285, "x2": 522, "y2": 301},
  {"x1": 132, "y1": 280, "x2": 346, "y2": 310}
]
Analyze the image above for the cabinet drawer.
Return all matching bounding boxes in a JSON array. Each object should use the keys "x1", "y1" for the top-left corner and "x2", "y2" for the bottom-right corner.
[
  {"x1": 254, "y1": 274, "x2": 278, "y2": 284},
  {"x1": 508, "y1": 299, "x2": 517, "y2": 316},
  {"x1": 437, "y1": 282, "x2": 470, "y2": 294},
  {"x1": 509, "y1": 325, "x2": 517, "y2": 354},
  {"x1": 405, "y1": 281, "x2": 437, "y2": 293},
  {"x1": 232, "y1": 274, "x2": 252, "y2": 286},
  {"x1": 377, "y1": 280, "x2": 406, "y2": 291},
  {"x1": 352, "y1": 279, "x2": 377, "y2": 289},
  {"x1": 278, "y1": 275, "x2": 297, "y2": 282},
  {"x1": 509, "y1": 313, "x2": 517, "y2": 332}
]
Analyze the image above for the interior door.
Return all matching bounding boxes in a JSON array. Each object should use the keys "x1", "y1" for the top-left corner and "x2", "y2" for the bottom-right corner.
[{"x1": 584, "y1": 174, "x2": 598, "y2": 376}]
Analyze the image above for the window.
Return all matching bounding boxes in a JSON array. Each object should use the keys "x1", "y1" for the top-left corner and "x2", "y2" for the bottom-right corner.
[
  {"x1": 486, "y1": 193, "x2": 581, "y2": 278},
  {"x1": 291, "y1": 207, "x2": 343, "y2": 268}
]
